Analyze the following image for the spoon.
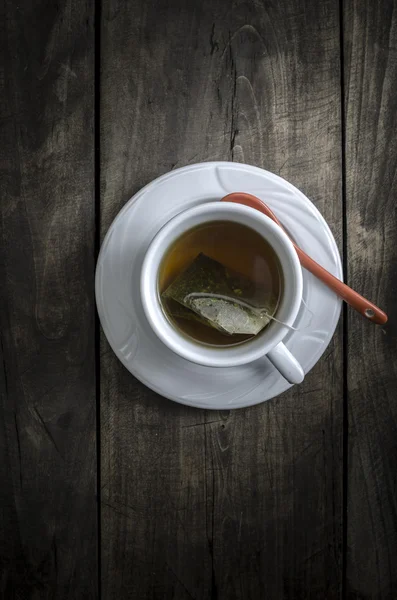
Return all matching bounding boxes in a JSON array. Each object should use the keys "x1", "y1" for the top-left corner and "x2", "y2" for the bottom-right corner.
[{"x1": 221, "y1": 192, "x2": 388, "y2": 325}]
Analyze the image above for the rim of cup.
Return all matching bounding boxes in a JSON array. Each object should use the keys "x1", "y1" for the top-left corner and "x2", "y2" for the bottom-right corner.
[{"x1": 140, "y1": 202, "x2": 303, "y2": 367}]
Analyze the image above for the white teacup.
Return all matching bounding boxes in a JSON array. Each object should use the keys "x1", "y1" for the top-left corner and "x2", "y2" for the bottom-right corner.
[{"x1": 140, "y1": 202, "x2": 304, "y2": 384}]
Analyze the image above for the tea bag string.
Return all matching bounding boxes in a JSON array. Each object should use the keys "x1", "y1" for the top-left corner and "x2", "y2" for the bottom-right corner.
[{"x1": 184, "y1": 292, "x2": 313, "y2": 332}]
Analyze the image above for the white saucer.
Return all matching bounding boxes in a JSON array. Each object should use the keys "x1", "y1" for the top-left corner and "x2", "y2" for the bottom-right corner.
[{"x1": 96, "y1": 162, "x2": 342, "y2": 410}]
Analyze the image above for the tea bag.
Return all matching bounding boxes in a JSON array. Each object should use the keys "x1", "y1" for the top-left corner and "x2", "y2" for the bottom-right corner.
[
  {"x1": 162, "y1": 254, "x2": 277, "y2": 336},
  {"x1": 162, "y1": 297, "x2": 210, "y2": 326}
]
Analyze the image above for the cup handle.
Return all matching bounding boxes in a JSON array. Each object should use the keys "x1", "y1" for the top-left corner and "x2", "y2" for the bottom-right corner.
[{"x1": 267, "y1": 342, "x2": 304, "y2": 384}]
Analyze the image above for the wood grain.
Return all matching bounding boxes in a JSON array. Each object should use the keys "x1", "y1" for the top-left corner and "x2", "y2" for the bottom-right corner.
[
  {"x1": 0, "y1": 0, "x2": 97, "y2": 597},
  {"x1": 100, "y1": 0, "x2": 343, "y2": 598},
  {"x1": 344, "y1": 1, "x2": 397, "y2": 598}
]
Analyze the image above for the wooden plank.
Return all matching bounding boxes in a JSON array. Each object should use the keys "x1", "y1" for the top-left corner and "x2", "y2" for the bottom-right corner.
[
  {"x1": 344, "y1": 1, "x2": 397, "y2": 597},
  {"x1": 100, "y1": 0, "x2": 343, "y2": 597},
  {"x1": 0, "y1": 1, "x2": 97, "y2": 597}
]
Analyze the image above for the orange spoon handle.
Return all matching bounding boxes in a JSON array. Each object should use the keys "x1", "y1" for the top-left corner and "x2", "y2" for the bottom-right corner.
[{"x1": 221, "y1": 193, "x2": 388, "y2": 326}]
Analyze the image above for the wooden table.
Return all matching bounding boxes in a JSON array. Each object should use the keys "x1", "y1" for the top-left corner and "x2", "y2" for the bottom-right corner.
[{"x1": 1, "y1": 0, "x2": 396, "y2": 598}]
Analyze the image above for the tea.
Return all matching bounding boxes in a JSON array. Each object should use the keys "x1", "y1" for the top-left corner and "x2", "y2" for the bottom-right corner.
[{"x1": 158, "y1": 221, "x2": 282, "y2": 346}]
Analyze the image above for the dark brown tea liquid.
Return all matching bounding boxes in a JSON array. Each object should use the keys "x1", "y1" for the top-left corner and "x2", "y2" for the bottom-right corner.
[{"x1": 158, "y1": 221, "x2": 282, "y2": 346}]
